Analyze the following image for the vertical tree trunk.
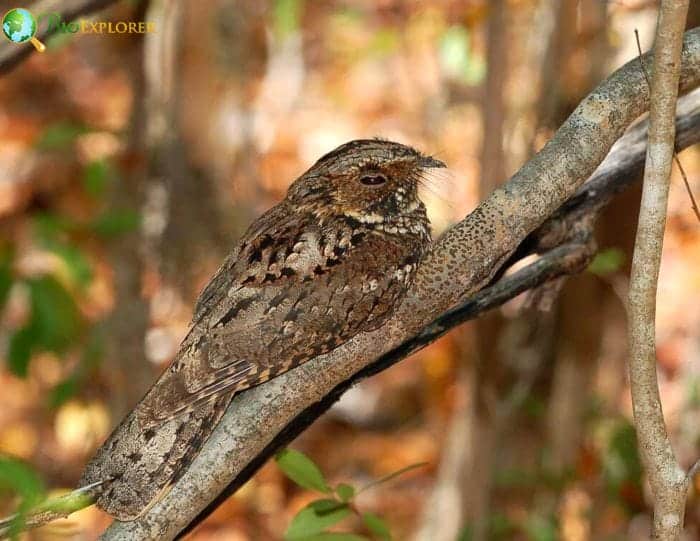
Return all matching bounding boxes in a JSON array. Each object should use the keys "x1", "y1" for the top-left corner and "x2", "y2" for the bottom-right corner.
[{"x1": 102, "y1": 1, "x2": 155, "y2": 418}]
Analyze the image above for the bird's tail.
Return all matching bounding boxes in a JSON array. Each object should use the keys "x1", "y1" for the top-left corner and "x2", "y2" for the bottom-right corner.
[{"x1": 79, "y1": 392, "x2": 233, "y2": 521}]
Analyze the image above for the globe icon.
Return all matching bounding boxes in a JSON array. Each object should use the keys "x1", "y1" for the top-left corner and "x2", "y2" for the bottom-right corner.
[{"x1": 2, "y1": 8, "x2": 45, "y2": 52}]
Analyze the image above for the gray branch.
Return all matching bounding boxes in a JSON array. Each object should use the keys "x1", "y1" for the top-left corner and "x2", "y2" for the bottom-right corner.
[{"x1": 628, "y1": 2, "x2": 690, "y2": 539}]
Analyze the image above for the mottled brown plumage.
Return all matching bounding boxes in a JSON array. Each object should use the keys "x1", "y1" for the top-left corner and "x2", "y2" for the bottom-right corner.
[{"x1": 80, "y1": 139, "x2": 444, "y2": 520}]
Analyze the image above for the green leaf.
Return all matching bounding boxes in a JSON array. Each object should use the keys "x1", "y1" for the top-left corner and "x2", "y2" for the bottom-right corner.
[
  {"x1": 276, "y1": 449, "x2": 332, "y2": 494},
  {"x1": 90, "y1": 209, "x2": 140, "y2": 237},
  {"x1": 0, "y1": 456, "x2": 45, "y2": 502},
  {"x1": 284, "y1": 499, "x2": 350, "y2": 540},
  {"x1": 7, "y1": 326, "x2": 34, "y2": 377},
  {"x1": 33, "y1": 213, "x2": 77, "y2": 240},
  {"x1": 588, "y1": 248, "x2": 625, "y2": 276},
  {"x1": 34, "y1": 122, "x2": 89, "y2": 151},
  {"x1": 309, "y1": 499, "x2": 346, "y2": 513},
  {"x1": 82, "y1": 159, "x2": 114, "y2": 197},
  {"x1": 362, "y1": 512, "x2": 391, "y2": 540},
  {"x1": 46, "y1": 243, "x2": 93, "y2": 287},
  {"x1": 0, "y1": 456, "x2": 46, "y2": 538},
  {"x1": 27, "y1": 276, "x2": 82, "y2": 353},
  {"x1": 80, "y1": 327, "x2": 104, "y2": 370},
  {"x1": 49, "y1": 377, "x2": 79, "y2": 408},
  {"x1": 335, "y1": 483, "x2": 355, "y2": 502}
]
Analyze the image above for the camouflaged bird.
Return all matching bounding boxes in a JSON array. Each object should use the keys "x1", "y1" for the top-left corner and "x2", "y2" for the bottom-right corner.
[{"x1": 80, "y1": 139, "x2": 445, "y2": 520}]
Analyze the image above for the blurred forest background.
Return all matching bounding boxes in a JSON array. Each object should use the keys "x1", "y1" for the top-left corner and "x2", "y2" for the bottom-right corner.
[{"x1": 1, "y1": 0, "x2": 700, "y2": 539}]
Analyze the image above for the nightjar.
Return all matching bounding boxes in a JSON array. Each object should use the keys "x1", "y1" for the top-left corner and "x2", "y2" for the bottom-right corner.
[{"x1": 80, "y1": 139, "x2": 445, "y2": 520}]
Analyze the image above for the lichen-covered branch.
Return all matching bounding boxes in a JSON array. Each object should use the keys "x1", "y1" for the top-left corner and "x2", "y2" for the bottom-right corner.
[
  {"x1": 627, "y1": 2, "x2": 690, "y2": 540},
  {"x1": 98, "y1": 28, "x2": 700, "y2": 541}
]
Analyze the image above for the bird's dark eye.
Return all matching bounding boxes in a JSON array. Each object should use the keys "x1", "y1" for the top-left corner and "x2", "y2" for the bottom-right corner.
[{"x1": 360, "y1": 174, "x2": 387, "y2": 186}]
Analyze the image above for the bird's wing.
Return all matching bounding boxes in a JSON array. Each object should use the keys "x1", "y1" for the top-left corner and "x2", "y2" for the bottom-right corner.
[{"x1": 137, "y1": 207, "x2": 417, "y2": 426}]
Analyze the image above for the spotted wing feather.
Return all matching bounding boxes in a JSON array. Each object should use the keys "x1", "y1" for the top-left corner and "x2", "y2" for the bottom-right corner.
[{"x1": 80, "y1": 203, "x2": 418, "y2": 520}]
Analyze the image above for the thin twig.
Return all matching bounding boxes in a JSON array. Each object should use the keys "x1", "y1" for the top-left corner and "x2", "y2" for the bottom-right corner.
[
  {"x1": 628, "y1": 3, "x2": 690, "y2": 540},
  {"x1": 356, "y1": 462, "x2": 428, "y2": 494},
  {"x1": 636, "y1": 28, "x2": 700, "y2": 222},
  {"x1": 0, "y1": 481, "x2": 103, "y2": 540}
]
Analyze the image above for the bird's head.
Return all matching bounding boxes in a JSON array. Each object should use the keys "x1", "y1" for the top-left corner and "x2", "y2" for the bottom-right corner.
[{"x1": 287, "y1": 139, "x2": 445, "y2": 225}]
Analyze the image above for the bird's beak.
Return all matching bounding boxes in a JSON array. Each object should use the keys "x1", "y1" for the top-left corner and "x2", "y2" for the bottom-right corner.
[{"x1": 419, "y1": 155, "x2": 447, "y2": 168}]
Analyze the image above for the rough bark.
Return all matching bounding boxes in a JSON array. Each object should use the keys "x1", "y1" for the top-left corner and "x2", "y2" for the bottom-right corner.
[
  {"x1": 628, "y1": 2, "x2": 691, "y2": 540},
  {"x1": 96, "y1": 29, "x2": 700, "y2": 541}
]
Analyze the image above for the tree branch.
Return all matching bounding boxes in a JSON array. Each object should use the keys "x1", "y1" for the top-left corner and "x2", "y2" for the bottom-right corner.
[
  {"x1": 628, "y1": 3, "x2": 690, "y2": 540},
  {"x1": 94, "y1": 28, "x2": 700, "y2": 541},
  {"x1": 0, "y1": 0, "x2": 119, "y2": 75}
]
